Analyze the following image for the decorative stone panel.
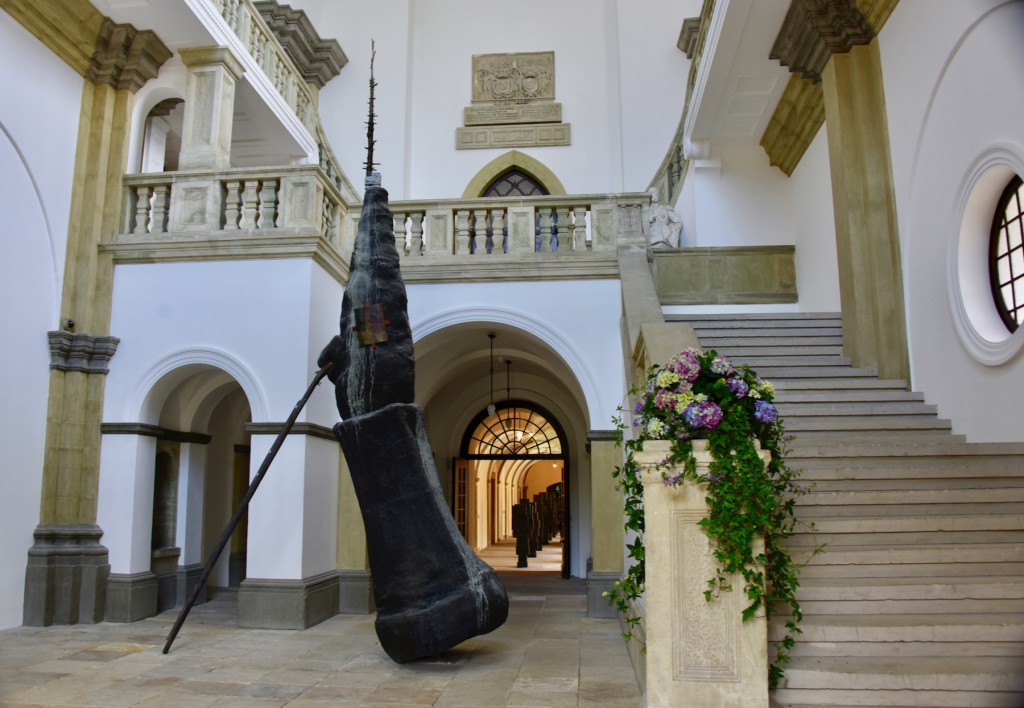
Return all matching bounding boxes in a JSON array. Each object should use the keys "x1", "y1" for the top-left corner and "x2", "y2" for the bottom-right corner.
[{"x1": 652, "y1": 246, "x2": 797, "y2": 305}]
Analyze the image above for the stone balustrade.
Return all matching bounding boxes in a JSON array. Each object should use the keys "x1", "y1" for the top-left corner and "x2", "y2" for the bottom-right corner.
[
  {"x1": 120, "y1": 165, "x2": 345, "y2": 245},
  {"x1": 342, "y1": 193, "x2": 652, "y2": 259},
  {"x1": 208, "y1": 0, "x2": 316, "y2": 134}
]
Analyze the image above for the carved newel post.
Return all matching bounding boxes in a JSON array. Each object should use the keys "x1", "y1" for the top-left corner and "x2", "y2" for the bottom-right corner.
[{"x1": 634, "y1": 440, "x2": 768, "y2": 708}]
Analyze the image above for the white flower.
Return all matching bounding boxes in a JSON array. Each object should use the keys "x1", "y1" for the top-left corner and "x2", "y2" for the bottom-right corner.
[{"x1": 647, "y1": 419, "x2": 667, "y2": 438}]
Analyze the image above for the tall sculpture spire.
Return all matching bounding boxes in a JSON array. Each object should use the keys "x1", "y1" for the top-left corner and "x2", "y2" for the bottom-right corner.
[
  {"x1": 317, "y1": 46, "x2": 508, "y2": 662},
  {"x1": 363, "y1": 39, "x2": 378, "y2": 179}
]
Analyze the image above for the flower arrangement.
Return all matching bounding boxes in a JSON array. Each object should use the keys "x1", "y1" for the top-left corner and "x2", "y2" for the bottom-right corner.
[{"x1": 607, "y1": 347, "x2": 816, "y2": 687}]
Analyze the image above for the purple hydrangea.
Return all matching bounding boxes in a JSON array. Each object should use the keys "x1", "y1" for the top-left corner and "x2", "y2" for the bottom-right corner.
[
  {"x1": 684, "y1": 400, "x2": 723, "y2": 429},
  {"x1": 754, "y1": 400, "x2": 778, "y2": 424},
  {"x1": 709, "y1": 356, "x2": 734, "y2": 376},
  {"x1": 670, "y1": 349, "x2": 702, "y2": 383},
  {"x1": 727, "y1": 377, "x2": 749, "y2": 398}
]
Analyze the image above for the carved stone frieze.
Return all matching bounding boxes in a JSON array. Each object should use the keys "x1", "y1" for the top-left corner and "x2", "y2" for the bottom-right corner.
[
  {"x1": 253, "y1": 2, "x2": 347, "y2": 88},
  {"x1": 770, "y1": 0, "x2": 873, "y2": 83},
  {"x1": 47, "y1": 331, "x2": 120, "y2": 374},
  {"x1": 86, "y1": 17, "x2": 172, "y2": 92}
]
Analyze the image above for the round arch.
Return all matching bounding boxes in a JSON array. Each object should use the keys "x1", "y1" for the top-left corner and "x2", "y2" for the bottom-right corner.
[{"x1": 462, "y1": 150, "x2": 567, "y2": 198}]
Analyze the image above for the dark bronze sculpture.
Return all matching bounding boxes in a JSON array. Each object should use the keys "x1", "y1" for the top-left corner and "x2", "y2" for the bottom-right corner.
[{"x1": 317, "y1": 46, "x2": 508, "y2": 662}]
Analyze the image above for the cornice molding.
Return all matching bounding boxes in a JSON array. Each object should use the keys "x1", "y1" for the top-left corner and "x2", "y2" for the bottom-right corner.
[
  {"x1": 770, "y1": 0, "x2": 873, "y2": 83},
  {"x1": 47, "y1": 331, "x2": 120, "y2": 374},
  {"x1": 0, "y1": 0, "x2": 104, "y2": 76},
  {"x1": 100, "y1": 423, "x2": 212, "y2": 445},
  {"x1": 86, "y1": 17, "x2": 172, "y2": 92},
  {"x1": 245, "y1": 422, "x2": 337, "y2": 441},
  {"x1": 253, "y1": 1, "x2": 347, "y2": 89}
]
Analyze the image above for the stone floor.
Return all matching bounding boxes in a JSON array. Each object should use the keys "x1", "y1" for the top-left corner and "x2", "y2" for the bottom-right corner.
[{"x1": 0, "y1": 543, "x2": 641, "y2": 707}]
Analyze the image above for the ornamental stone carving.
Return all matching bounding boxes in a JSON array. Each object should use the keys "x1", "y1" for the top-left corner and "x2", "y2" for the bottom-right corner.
[{"x1": 457, "y1": 52, "x2": 570, "y2": 149}]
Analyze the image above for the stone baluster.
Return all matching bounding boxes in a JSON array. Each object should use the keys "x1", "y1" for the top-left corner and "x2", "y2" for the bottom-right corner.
[
  {"x1": 323, "y1": 200, "x2": 338, "y2": 245},
  {"x1": 248, "y1": 24, "x2": 263, "y2": 65},
  {"x1": 224, "y1": 181, "x2": 242, "y2": 230},
  {"x1": 408, "y1": 212, "x2": 424, "y2": 256},
  {"x1": 393, "y1": 212, "x2": 408, "y2": 256},
  {"x1": 259, "y1": 179, "x2": 277, "y2": 229},
  {"x1": 151, "y1": 184, "x2": 170, "y2": 234},
  {"x1": 473, "y1": 209, "x2": 489, "y2": 254},
  {"x1": 538, "y1": 208, "x2": 552, "y2": 252},
  {"x1": 242, "y1": 180, "x2": 260, "y2": 229},
  {"x1": 455, "y1": 209, "x2": 471, "y2": 255},
  {"x1": 573, "y1": 206, "x2": 588, "y2": 251},
  {"x1": 492, "y1": 209, "x2": 506, "y2": 254},
  {"x1": 555, "y1": 207, "x2": 570, "y2": 252},
  {"x1": 133, "y1": 185, "x2": 152, "y2": 234}
]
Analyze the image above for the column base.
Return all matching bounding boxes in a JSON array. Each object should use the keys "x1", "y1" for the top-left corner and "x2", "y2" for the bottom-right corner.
[
  {"x1": 176, "y1": 562, "x2": 206, "y2": 609},
  {"x1": 238, "y1": 570, "x2": 339, "y2": 629},
  {"x1": 23, "y1": 524, "x2": 110, "y2": 626}
]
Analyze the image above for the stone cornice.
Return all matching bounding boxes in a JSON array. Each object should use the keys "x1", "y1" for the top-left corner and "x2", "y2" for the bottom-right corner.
[
  {"x1": 245, "y1": 422, "x2": 337, "y2": 441},
  {"x1": 47, "y1": 331, "x2": 119, "y2": 374},
  {"x1": 677, "y1": 17, "x2": 701, "y2": 59},
  {"x1": 254, "y1": 1, "x2": 347, "y2": 89},
  {"x1": 760, "y1": 75, "x2": 824, "y2": 176},
  {"x1": 86, "y1": 17, "x2": 172, "y2": 92},
  {"x1": 770, "y1": 0, "x2": 873, "y2": 83},
  {"x1": 0, "y1": 0, "x2": 104, "y2": 76},
  {"x1": 100, "y1": 423, "x2": 212, "y2": 445}
]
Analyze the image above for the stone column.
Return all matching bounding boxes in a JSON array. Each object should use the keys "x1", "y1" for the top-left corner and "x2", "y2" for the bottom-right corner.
[
  {"x1": 22, "y1": 15, "x2": 170, "y2": 627},
  {"x1": 177, "y1": 46, "x2": 245, "y2": 170},
  {"x1": 586, "y1": 432, "x2": 623, "y2": 618},
  {"x1": 768, "y1": 0, "x2": 909, "y2": 381},
  {"x1": 822, "y1": 41, "x2": 910, "y2": 381}
]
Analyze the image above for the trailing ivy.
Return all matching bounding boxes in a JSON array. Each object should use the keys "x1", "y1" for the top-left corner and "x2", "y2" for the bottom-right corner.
[{"x1": 605, "y1": 348, "x2": 824, "y2": 688}]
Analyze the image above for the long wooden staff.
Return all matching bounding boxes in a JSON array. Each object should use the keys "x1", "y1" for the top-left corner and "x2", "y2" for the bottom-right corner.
[{"x1": 163, "y1": 362, "x2": 332, "y2": 654}]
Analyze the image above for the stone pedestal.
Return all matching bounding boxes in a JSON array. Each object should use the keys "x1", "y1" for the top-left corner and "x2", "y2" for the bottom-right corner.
[
  {"x1": 635, "y1": 440, "x2": 768, "y2": 708},
  {"x1": 23, "y1": 524, "x2": 110, "y2": 626}
]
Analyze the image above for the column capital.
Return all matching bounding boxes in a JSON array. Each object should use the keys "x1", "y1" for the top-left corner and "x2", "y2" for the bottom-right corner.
[
  {"x1": 178, "y1": 45, "x2": 246, "y2": 80},
  {"x1": 87, "y1": 17, "x2": 172, "y2": 92},
  {"x1": 770, "y1": 0, "x2": 874, "y2": 83},
  {"x1": 47, "y1": 330, "x2": 120, "y2": 374}
]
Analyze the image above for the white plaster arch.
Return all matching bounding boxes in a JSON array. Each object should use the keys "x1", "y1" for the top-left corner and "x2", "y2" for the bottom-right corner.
[
  {"x1": 948, "y1": 144, "x2": 1024, "y2": 365},
  {"x1": 125, "y1": 347, "x2": 269, "y2": 425},
  {"x1": 412, "y1": 306, "x2": 604, "y2": 427},
  {"x1": 127, "y1": 54, "x2": 187, "y2": 173}
]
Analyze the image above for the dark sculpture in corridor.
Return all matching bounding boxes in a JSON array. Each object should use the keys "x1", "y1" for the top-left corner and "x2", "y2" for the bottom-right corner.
[{"x1": 317, "y1": 49, "x2": 508, "y2": 662}]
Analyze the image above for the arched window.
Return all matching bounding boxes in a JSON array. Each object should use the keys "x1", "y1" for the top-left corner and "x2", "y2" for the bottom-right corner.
[
  {"x1": 990, "y1": 175, "x2": 1024, "y2": 332},
  {"x1": 463, "y1": 401, "x2": 563, "y2": 458},
  {"x1": 482, "y1": 170, "x2": 549, "y2": 198}
]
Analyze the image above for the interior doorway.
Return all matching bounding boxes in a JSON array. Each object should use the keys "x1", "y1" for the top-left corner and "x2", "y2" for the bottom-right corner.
[{"x1": 454, "y1": 401, "x2": 569, "y2": 578}]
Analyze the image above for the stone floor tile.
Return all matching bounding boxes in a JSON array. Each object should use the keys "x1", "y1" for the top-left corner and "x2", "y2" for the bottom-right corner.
[{"x1": 360, "y1": 683, "x2": 445, "y2": 704}]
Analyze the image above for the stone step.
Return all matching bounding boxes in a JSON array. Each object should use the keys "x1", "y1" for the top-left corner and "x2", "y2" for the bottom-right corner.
[
  {"x1": 784, "y1": 416, "x2": 953, "y2": 432},
  {"x1": 678, "y1": 311, "x2": 842, "y2": 322},
  {"x1": 705, "y1": 345, "x2": 846, "y2": 357},
  {"x1": 776, "y1": 389, "x2": 925, "y2": 403},
  {"x1": 774, "y1": 377, "x2": 909, "y2": 390},
  {"x1": 753, "y1": 365, "x2": 879, "y2": 378},
  {"x1": 798, "y1": 560, "x2": 1024, "y2": 579},
  {"x1": 788, "y1": 513, "x2": 1024, "y2": 539},
  {"x1": 776, "y1": 401, "x2": 939, "y2": 416},
  {"x1": 792, "y1": 476, "x2": 1024, "y2": 492},
  {"x1": 699, "y1": 336, "x2": 843, "y2": 347},
  {"x1": 694, "y1": 325, "x2": 844, "y2": 338},
  {"x1": 788, "y1": 431, "x2": 968, "y2": 445},
  {"x1": 790, "y1": 543, "x2": 1024, "y2": 568},
  {"x1": 730, "y1": 355, "x2": 854, "y2": 367},
  {"x1": 786, "y1": 440, "x2": 1024, "y2": 458},
  {"x1": 796, "y1": 487, "x2": 1024, "y2": 507},
  {"x1": 797, "y1": 576, "x2": 1024, "y2": 601}
]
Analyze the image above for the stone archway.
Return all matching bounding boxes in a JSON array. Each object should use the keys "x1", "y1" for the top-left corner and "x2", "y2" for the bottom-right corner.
[{"x1": 462, "y1": 150, "x2": 567, "y2": 197}]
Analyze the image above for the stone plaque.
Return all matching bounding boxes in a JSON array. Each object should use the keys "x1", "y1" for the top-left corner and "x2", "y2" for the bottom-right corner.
[{"x1": 457, "y1": 51, "x2": 570, "y2": 149}]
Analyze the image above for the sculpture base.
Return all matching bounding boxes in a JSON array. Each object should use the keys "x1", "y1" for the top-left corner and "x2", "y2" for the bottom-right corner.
[{"x1": 335, "y1": 402, "x2": 508, "y2": 663}]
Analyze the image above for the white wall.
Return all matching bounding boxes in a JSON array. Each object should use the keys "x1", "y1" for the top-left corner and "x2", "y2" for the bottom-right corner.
[
  {"x1": 790, "y1": 128, "x2": 841, "y2": 313},
  {"x1": 303, "y1": 0, "x2": 691, "y2": 199},
  {"x1": 0, "y1": 13, "x2": 82, "y2": 629},
  {"x1": 881, "y1": 0, "x2": 1024, "y2": 441}
]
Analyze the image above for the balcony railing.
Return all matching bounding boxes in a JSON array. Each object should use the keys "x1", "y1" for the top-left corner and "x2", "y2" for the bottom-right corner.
[{"x1": 120, "y1": 165, "x2": 345, "y2": 246}]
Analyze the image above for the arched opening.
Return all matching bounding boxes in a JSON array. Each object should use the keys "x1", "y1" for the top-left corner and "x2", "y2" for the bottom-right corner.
[
  {"x1": 456, "y1": 401, "x2": 569, "y2": 576},
  {"x1": 140, "y1": 98, "x2": 184, "y2": 172},
  {"x1": 462, "y1": 150, "x2": 567, "y2": 197}
]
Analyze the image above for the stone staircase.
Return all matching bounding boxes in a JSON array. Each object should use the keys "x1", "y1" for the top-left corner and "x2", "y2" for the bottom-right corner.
[{"x1": 672, "y1": 312, "x2": 1024, "y2": 708}]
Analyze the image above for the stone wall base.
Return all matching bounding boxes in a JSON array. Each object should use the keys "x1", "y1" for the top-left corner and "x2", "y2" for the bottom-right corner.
[
  {"x1": 106, "y1": 571, "x2": 158, "y2": 622},
  {"x1": 176, "y1": 562, "x2": 206, "y2": 609},
  {"x1": 337, "y1": 569, "x2": 374, "y2": 614},
  {"x1": 238, "y1": 570, "x2": 339, "y2": 629},
  {"x1": 586, "y1": 571, "x2": 620, "y2": 618},
  {"x1": 23, "y1": 524, "x2": 110, "y2": 626}
]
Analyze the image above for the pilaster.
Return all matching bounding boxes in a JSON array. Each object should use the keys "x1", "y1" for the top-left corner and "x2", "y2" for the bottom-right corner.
[
  {"x1": 20, "y1": 8, "x2": 171, "y2": 626},
  {"x1": 178, "y1": 46, "x2": 245, "y2": 170},
  {"x1": 822, "y1": 41, "x2": 909, "y2": 380},
  {"x1": 336, "y1": 452, "x2": 373, "y2": 614},
  {"x1": 587, "y1": 433, "x2": 622, "y2": 618}
]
